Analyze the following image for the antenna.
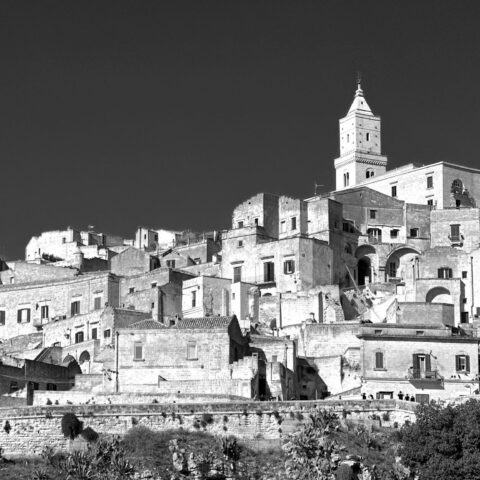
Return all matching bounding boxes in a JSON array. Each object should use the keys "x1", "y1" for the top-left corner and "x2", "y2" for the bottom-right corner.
[
  {"x1": 314, "y1": 181, "x2": 324, "y2": 196},
  {"x1": 356, "y1": 70, "x2": 362, "y2": 87}
]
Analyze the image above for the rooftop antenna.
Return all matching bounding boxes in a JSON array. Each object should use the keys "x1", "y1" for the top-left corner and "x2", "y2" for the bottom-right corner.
[
  {"x1": 314, "y1": 181, "x2": 324, "y2": 196},
  {"x1": 356, "y1": 70, "x2": 362, "y2": 88}
]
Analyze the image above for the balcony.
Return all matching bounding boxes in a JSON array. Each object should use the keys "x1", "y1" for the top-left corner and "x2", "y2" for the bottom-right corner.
[
  {"x1": 448, "y1": 234, "x2": 464, "y2": 246},
  {"x1": 407, "y1": 368, "x2": 444, "y2": 388}
]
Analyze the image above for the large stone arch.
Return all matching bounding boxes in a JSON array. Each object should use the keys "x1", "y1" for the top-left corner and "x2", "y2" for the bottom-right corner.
[
  {"x1": 385, "y1": 246, "x2": 421, "y2": 282},
  {"x1": 426, "y1": 287, "x2": 453, "y2": 304},
  {"x1": 63, "y1": 354, "x2": 76, "y2": 364}
]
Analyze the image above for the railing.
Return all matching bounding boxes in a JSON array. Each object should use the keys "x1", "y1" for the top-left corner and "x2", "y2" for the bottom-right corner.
[
  {"x1": 408, "y1": 367, "x2": 443, "y2": 380},
  {"x1": 448, "y1": 235, "x2": 464, "y2": 243}
]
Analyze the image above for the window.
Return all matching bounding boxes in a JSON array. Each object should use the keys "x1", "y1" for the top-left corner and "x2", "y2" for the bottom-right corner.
[
  {"x1": 284, "y1": 260, "x2": 295, "y2": 274},
  {"x1": 32, "y1": 382, "x2": 39, "y2": 390},
  {"x1": 450, "y1": 224, "x2": 460, "y2": 242},
  {"x1": 374, "y1": 330, "x2": 382, "y2": 335},
  {"x1": 103, "y1": 329, "x2": 111, "y2": 339},
  {"x1": 344, "y1": 172, "x2": 349, "y2": 187},
  {"x1": 134, "y1": 342, "x2": 144, "y2": 361},
  {"x1": 366, "y1": 169, "x2": 374, "y2": 179},
  {"x1": 237, "y1": 221, "x2": 244, "y2": 228},
  {"x1": 94, "y1": 297, "x2": 102, "y2": 310},
  {"x1": 166, "y1": 260, "x2": 176, "y2": 268},
  {"x1": 461, "y1": 312, "x2": 469, "y2": 324},
  {"x1": 129, "y1": 287, "x2": 135, "y2": 294},
  {"x1": 427, "y1": 199, "x2": 434, "y2": 206},
  {"x1": 375, "y1": 352, "x2": 384, "y2": 369},
  {"x1": 74, "y1": 331, "x2": 84, "y2": 344},
  {"x1": 291, "y1": 217, "x2": 297, "y2": 230},
  {"x1": 370, "y1": 210, "x2": 377, "y2": 219},
  {"x1": 9, "y1": 381, "x2": 18, "y2": 393},
  {"x1": 254, "y1": 218, "x2": 259, "y2": 226},
  {"x1": 151, "y1": 282, "x2": 157, "y2": 288},
  {"x1": 427, "y1": 176, "x2": 433, "y2": 189},
  {"x1": 17, "y1": 308, "x2": 30, "y2": 323},
  {"x1": 41, "y1": 305, "x2": 49, "y2": 320},
  {"x1": 91, "y1": 328, "x2": 98, "y2": 340},
  {"x1": 280, "y1": 221, "x2": 286, "y2": 233},
  {"x1": 70, "y1": 301, "x2": 80, "y2": 316},
  {"x1": 237, "y1": 240, "x2": 244, "y2": 248},
  {"x1": 46, "y1": 383, "x2": 57, "y2": 391},
  {"x1": 452, "y1": 179, "x2": 463, "y2": 193},
  {"x1": 264, "y1": 262, "x2": 275, "y2": 282},
  {"x1": 151, "y1": 302, "x2": 155, "y2": 309},
  {"x1": 438, "y1": 267, "x2": 453, "y2": 279},
  {"x1": 456, "y1": 354, "x2": 470, "y2": 372},
  {"x1": 0, "y1": 311, "x2": 5, "y2": 326},
  {"x1": 233, "y1": 266, "x2": 242, "y2": 283},
  {"x1": 366, "y1": 132, "x2": 370, "y2": 141},
  {"x1": 409, "y1": 228, "x2": 419, "y2": 238},
  {"x1": 416, "y1": 330, "x2": 424, "y2": 336},
  {"x1": 347, "y1": 134, "x2": 350, "y2": 143},
  {"x1": 187, "y1": 341, "x2": 197, "y2": 360},
  {"x1": 456, "y1": 199, "x2": 461, "y2": 208},
  {"x1": 191, "y1": 291, "x2": 196, "y2": 308},
  {"x1": 390, "y1": 229, "x2": 399, "y2": 239},
  {"x1": 462, "y1": 271, "x2": 468, "y2": 279},
  {"x1": 391, "y1": 185, "x2": 397, "y2": 197},
  {"x1": 388, "y1": 261, "x2": 397, "y2": 278}
]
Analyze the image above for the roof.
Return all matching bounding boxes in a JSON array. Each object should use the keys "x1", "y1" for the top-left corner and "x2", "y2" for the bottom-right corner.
[
  {"x1": 126, "y1": 319, "x2": 166, "y2": 330},
  {"x1": 174, "y1": 316, "x2": 234, "y2": 330},
  {"x1": 347, "y1": 83, "x2": 373, "y2": 116}
]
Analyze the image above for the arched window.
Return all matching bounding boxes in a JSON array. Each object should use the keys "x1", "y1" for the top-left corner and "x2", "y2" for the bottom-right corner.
[
  {"x1": 366, "y1": 168, "x2": 374, "y2": 179},
  {"x1": 344, "y1": 172, "x2": 350, "y2": 187},
  {"x1": 375, "y1": 352, "x2": 384, "y2": 370}
]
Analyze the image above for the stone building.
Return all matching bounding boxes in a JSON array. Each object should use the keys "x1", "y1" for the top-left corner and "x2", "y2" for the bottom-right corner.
[
  {"x1": 116, "y1": 316, "x2": 258, "y2": 398},
  {"x1": 358, "y1": 321, "x2": 479, "y2": 402},
  {"x1": 0, "y1": 272, "x2": 120, "y2": 339}
]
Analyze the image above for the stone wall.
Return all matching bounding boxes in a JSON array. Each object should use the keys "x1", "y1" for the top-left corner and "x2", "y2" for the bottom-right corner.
[{"x1": 0, "y1": 399, "x2": 417, "y2": 456}]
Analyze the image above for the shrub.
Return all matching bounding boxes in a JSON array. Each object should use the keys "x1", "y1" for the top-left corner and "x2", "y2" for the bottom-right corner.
[
  {"x1": 223, "y1": 415, "x2": 229, "y2": 423},
  {"x1": 295, "y1": 412, "x2": 304, "y2": 421},
  {"x1": 80, "y1": 426, "x2": 99, "y2": 443},
  {"x1": 46, "y1": 398, "x2": 52, "y2": 405},
  {"x1": 202, "y1": 413, "x2": 214, "y2": 425},
  {"x1": 382, "y1": 411, "x2": 390, "y2": 421},
  {"x1": 61, "y1": 412, "x2": 83, "y2": 440},
  {"x1": 4, "y1": 420, "x2": 11, "y2": 434}
]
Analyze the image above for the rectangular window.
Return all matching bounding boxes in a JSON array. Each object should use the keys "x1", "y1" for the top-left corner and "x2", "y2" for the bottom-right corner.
[
  {"x1": 237, "y1": 240, "x2": 244, "y2": 248},
  {"x1": 450, "y1": 224, "x2": 460, "y2": 242},
  {"x1": 129, "y1": 287, "x2": 135, "y2": 294},
  {"x1": 17, "y1": 308, "x2": 31, "y2": 323},
  {"x1": 41, "y1": 305, "x2": 49, "y2": 320},
  {"x1": 91, "y1": 328, "x2": 98, "y2": 340},
  {"x1": 291, "y1": 217, "x2": 297, "y2": 230},
  {"x1": 191, "y1": 291, "x2": 196, "y2": 308},
  {"x1": 94, "y1": 297, "x2": 102, "y2": 310},
  {"x1": 46, "y1": 383, "x2": 57, "y2": 391},
  {"x1": 388, "y1": 261, "x2": 397, "y2": 278},
  {"x1": 74, "y1": 331, "x2": 84, "y2": 344},
  {"x1": 151, "y1": 282, "x2": 157, "y2": 288},
  {"x1": 134, "y1": 343, "x2": 144, "y2": 361},
  {"x1": 32, "y1": 382, "x2": 39, "y2": 390},
  {"x1": 438, "y1": 267, "x2": 453, "y2": 279},
  {"x1": 390, "y1": 229, "x2": 399, "y2": 239},
  {"x1": 427, "y1": 176, "x2": 433, "y2": 189},
  {"x1": 284, "y1": 260, "x2": 295, "y2": 274},
  {"x1": 70, "y1": 301, "x2": 80, "y2": 316},
  {"x1": 166, "y1": 260, "x2": 176, "y2": 268},
  {"x1": 0, "y1": 310, "x2": 5, "y2": 326},
  {"x1": 280, "y1": 221, "x2": 286, "y2": 233},
  {"x1": 254, "y1": 218, "x2": 259, "y2": 226},
  {"x1": 391, "y1": 186, "x2": 397, "y2": 197},
  {"x1": 264, "y1": 262, "x2": 275, "y2": 282},
  {"x1": 409, "y1": 228, "x2": 419, "y2": 238},
  {"x1": 237, "y1": 221, "x2": 244, "y2": 228},
  {"x1": 103, "y1": 329, "x2": 111, "y2": 339},
  {"x1": 375, "y1": 352, "x2": 384, "y2": 369},
  {"x1": 456, "y1": 354, "x2": 470, "y2": 372},
  {"x1": 370, "y1": 210, "x2": 377, "y2": 219},
  {"x1": 233, "y1": 266, "x2": 242, "y2": 283},
  {"x1": 187, "y1": 341, "x2": 197, "y2": 360},
  {"x1": 461, "y1": 312, "x2": 469, "y2": 324},
  {"x1": 462, "y1": 271, "x2": 468, "y2": 279}
]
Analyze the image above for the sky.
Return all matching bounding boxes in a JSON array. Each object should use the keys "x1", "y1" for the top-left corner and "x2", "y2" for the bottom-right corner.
[{"x1": 2, "y1": 0, "x2": 480, "y2": 259}]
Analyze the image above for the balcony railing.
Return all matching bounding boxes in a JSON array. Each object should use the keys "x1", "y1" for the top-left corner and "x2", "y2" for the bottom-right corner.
[
  {"x1": 408, "y1": 368, "x2": 443, "y2": 381},
  {"x1": 448, "y1": 235, "x2": 464, "y2": 244}
]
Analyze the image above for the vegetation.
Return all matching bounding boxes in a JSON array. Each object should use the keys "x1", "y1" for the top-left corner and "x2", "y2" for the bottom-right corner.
[
  {"x1": 60, "y1": 413, "x2": 83, "y2": 440},
  {"x1": 400, "y1": 399, "x2": 480, "y2": 480}
]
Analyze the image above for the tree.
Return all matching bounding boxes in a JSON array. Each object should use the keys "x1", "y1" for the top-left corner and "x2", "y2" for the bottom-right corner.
[{"x1": 400, "y1": 399, "x2": 480, "y2": 480}]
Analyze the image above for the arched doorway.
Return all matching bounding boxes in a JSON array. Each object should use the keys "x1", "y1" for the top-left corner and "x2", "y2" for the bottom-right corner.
[
  {"x1": 426, "y1": 287, "x2": 453, "y2": 304},
  {"x1": 79, "y1": 351, "x2": 91, "y2": 374},
  {"x1": 385, "y1": 246, "x2": 420, "y2": 282},
  {"x1": 358, "y1": 257, "x2": 371, "y2": 286}
]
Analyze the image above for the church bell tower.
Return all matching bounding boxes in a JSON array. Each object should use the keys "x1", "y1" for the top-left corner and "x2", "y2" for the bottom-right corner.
[{"x1": 334, "y1": 81, "x2": 388, "y2": 190}]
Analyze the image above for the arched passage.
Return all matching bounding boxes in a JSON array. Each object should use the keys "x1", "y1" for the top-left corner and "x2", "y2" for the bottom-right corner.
[
  {"x1": 426, "y1": 287, "x2": 453, "y2": 304},
  {"x1": 355, "y1": 245, "x2": 377, "y2": 286},
  {"x1": 385, "y1": 246, "x2": 420, "y2": 282},
  {"x1": 79, "y1": 351, "x2": 90, "y2": 364}
]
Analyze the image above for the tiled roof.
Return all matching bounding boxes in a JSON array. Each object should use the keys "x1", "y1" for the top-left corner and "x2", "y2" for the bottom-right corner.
[
  {"x1": 250, "y1": 334, "x2": 287, "y2": 344},
  {"x1": 174, "y1": 317, "x2": 233, "y2": 330},
  {"x1": 127, "y1": 319, "x2": 167, "y2": 330}
]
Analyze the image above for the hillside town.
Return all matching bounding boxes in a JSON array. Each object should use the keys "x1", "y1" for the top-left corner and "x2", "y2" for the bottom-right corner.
[{"x1": 1, "y1": 81, "x2": 479, "y2": 408}]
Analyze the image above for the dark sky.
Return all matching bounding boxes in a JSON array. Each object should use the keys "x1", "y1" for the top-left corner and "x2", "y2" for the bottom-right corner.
[{"x1": 2, "y1": 0, "x2": 480, "y2": 259}]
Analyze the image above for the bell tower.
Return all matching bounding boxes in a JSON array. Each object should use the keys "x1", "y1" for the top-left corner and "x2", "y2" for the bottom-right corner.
[{"x1": 334, "y1": 81, "x2": 388, "y2": 190}]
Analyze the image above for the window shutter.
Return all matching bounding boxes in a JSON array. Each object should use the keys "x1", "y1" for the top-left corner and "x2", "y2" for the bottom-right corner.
[
  {"x1": 283, "y1": 262, "x2": 287, "y2": 274},
  {"x1": 375, "y1": 352, "x2": 383, "y2": 369},
  {"x1": 426, "y1": 355, "x2": 431, "y2": 372},
  {"x1": 455, "y1": 355, "x2": 460, "y2": 371},
  {"x1": 413, "y1": 354, "x2": 419, "y2": 370},
  {"x1": 264, "y1": 262, "x2": 268, "y2": 281},
  {"x1": 466, "y1": 355, "x2": 470, "y2": 372},
  {"x1": 17, "y1": 310, "x2": 21, "y2": 323},
  {"x1": 437, "y1": 268, "x2": 442, "y2": 278}
]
